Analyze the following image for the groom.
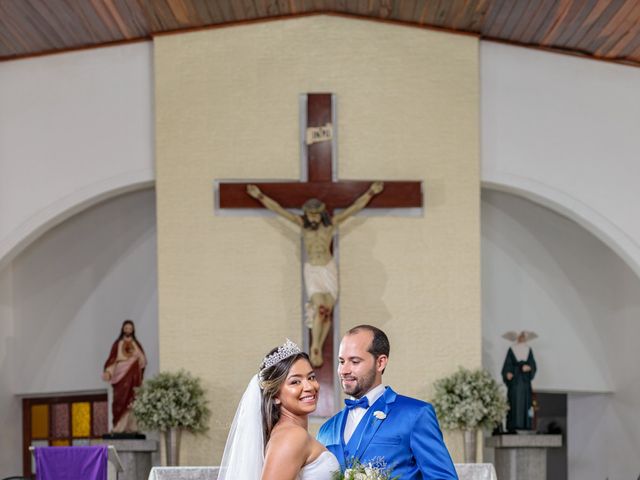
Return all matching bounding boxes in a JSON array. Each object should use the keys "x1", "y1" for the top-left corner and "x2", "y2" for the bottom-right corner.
[{"x1": 317, "y1": 325, "x2": 458, "y2": 479}]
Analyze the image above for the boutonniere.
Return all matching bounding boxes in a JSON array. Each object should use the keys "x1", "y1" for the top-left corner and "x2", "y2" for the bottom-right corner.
[{"x1": 373, "y1": 410, "x2": 386, "y2": 420}]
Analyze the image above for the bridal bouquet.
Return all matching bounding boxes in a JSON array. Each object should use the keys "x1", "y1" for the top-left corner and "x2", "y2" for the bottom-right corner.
[{"x1": 332, "y1": 457, "x2": 399, "y2": 480}]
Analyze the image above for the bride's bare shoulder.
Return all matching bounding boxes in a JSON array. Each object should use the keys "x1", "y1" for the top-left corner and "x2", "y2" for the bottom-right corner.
[
  {"x1": 262, "y1": 425, "x2": 311, "y2": 479},
  {"x1": 268, "y1": 423, "x2": 310, "y2": 446}
]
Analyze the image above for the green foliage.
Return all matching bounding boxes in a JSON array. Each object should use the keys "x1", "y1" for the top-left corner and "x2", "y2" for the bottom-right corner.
[
  {"x1": 432, "y1": 367, "x2": 508, "y2": 430},
  {"x1": 132, "y1": 370, "x2": 211, "y2": 433}
]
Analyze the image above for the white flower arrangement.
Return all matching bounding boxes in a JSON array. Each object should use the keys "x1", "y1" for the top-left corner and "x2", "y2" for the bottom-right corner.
[
  {"x1": 431, "y1": 367, "x2": 508, "y2": 430},
  {"x1": 333, "y1": 457, "x2": 398, "y2": 480},
  {"x1": 132, "y1": 370, "x2": 211, "y2": 433},
  {"x1": 372, "y1": 411, "x2": 386, "y2": 420}
]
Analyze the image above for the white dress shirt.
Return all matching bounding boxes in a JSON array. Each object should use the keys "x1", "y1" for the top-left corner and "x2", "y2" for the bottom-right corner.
[{"x1": 343, "y1": 384, "x2": 386, "y2": 443}]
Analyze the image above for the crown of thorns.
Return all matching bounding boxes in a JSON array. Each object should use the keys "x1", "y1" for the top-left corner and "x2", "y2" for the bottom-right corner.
[{"x1": 302, "y1": 198, "x2": 326, "y2": 214}]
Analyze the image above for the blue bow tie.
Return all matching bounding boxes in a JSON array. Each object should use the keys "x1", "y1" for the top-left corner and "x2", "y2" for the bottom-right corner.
[{"x1": 344, "y1": 396, "x2": 370, "y2": 410}]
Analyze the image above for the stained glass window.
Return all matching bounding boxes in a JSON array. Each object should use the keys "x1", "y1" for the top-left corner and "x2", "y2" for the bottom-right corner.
[
  {"x1": 23, "y1": 393, "x2": 108, "y2": 477},
  {"x1": 52, "y1": 403, "x2": 70, "y2": 438},
  {"x1": 92, "y1": 401, "x2": 108, "y2": 437},
  {"x1": 31, "y1": 404, "x2": 49, "y2": 439},
  {"x1": 50, "y1": 439, "x2": 70, "y2": 446},
  {"x1": 71, "y1": 402, "x2": 91, "y2": 437}
]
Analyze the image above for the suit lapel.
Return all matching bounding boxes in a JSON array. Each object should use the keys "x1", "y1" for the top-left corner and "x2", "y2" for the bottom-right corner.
[
  {"x1": 334, "y1": 408, "x2": 349, "y2": 466},
  {"x1": 353, "y1": 387, "x2": 397, "y2": 460}
]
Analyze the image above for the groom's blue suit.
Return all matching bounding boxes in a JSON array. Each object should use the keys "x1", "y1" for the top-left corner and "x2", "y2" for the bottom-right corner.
[{"x1": 317, "y1": 387, "x2": 458, "y2": 479}]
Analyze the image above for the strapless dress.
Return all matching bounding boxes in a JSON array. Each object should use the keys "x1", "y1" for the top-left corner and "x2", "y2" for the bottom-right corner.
[{"x1": 298, "y1": 450, "x2": 341, "y2": 480}]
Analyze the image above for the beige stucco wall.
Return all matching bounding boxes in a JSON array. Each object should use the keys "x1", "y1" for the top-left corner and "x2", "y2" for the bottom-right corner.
[{"x1": 155, "y1": 15, "x2": 480, "y2": 464}]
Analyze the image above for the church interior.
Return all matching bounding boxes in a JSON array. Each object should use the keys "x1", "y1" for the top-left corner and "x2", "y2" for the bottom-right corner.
[{"x1": 1, "y1": 2, "x2": 640, "y2": 479}]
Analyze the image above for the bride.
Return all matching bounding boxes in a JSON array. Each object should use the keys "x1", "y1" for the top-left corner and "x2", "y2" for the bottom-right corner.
[{"x1": 219, "y1": 339, "x2": 340, "y2": 479}]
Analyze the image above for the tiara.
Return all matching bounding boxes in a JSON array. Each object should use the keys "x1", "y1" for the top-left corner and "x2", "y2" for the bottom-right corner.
[{"x1": 260, "y1": 339, "x2": 302, "y2": 371}]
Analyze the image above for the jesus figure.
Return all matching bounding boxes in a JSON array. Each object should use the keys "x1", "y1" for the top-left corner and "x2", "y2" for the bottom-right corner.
[{"x1": 247, "y1": 181, "x2": 384, "y2": 367}]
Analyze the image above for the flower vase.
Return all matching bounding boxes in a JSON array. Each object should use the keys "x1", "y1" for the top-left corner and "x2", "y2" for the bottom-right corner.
[
  {"x1": 463, "y1": 429, "x2": 477, "y2": 463},
  {"x1": 164, "y1": 427, "x2": 182, "y2": 466}
]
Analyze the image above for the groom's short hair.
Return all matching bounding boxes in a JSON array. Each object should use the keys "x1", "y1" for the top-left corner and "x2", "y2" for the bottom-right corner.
[{"x1": 346, "y1": 325, "x2": 390, "y2": 360}]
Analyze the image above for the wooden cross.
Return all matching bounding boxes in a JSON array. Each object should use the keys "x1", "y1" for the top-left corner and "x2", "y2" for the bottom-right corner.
[
  {"x1": 218, "y1": 93, "x2": 422, "y2": 213},
  {"x1": 217, "y1": 93, "x2": 422, "y2": 415}
]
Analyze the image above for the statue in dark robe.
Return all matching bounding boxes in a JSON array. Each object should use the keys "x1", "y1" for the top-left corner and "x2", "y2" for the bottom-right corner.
[{"x1": 501, "y1": 331, "x2": 537, "y2": 432}]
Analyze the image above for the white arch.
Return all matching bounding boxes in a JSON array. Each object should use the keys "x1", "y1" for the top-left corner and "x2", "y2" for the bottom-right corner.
[
  {"x1": 0, "y1": 169, "x2": 154, "y2": 270},
  {"x1": 482, "y1": 170, "x2": 640, "y2": 281}
]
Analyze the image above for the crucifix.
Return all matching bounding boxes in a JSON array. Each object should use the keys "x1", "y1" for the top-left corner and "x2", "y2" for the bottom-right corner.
[{"x1": 217, "y1": 93, "x2": 421, "y2": 415}]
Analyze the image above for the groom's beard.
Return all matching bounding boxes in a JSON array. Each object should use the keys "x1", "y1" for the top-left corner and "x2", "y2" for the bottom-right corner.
[{"x1": 342, "y1": 365, "x2": 376, "y2": 399}]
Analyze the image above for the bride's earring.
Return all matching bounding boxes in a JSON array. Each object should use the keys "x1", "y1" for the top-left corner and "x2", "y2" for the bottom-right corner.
[{"x1": 275, "y1": 398, "x2": 281, "y2": 405}]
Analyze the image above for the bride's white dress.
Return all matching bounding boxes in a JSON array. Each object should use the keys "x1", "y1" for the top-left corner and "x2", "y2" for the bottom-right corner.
[
  {"x1": 220, "y1": 375, "x2": 342, "y2": 479},
  {"x1": 299, "y1": 451, "x2": 340, "y2": 480}
]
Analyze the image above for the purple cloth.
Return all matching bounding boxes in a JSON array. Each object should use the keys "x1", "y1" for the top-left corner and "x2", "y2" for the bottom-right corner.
[{"x1": 35, "y1": 445, "x2": 108, "y2": 480}]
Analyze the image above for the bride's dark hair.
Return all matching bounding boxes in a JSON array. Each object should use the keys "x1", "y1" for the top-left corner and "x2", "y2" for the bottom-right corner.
[{"x1": 259, "y1": 349, "x2": 311, "y2": 446}]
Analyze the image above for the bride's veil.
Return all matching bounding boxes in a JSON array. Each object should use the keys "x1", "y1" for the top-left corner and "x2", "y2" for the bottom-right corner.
[{"x1": 218, "y1": 374, "x2": 264, "y2": 479}]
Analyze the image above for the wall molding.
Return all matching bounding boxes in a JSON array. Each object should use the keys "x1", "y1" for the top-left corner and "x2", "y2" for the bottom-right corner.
[
  {"x1": 0, "y1": 169, "x2": 154, "y2": 270},
  {"x1": 482, "y1": 170, "x2": 640, "y2": 280}
]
